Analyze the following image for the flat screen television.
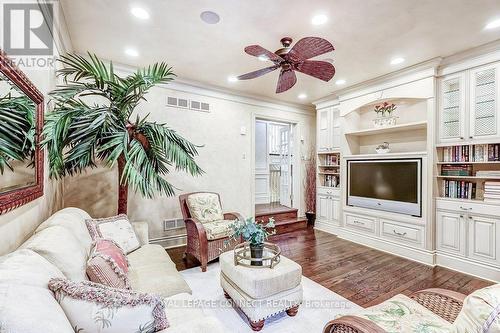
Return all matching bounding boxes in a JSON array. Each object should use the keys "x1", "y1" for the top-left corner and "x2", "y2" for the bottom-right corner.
[{"x1": 347, "y1": 158, "x2": 422, "y2": 216}]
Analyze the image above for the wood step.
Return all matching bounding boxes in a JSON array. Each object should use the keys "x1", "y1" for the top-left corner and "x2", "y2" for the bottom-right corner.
[
  {"x1": 271, "y1": 217, "x2": 308, "y2": 235},
  {"x1": 256, "y1": 210, "x2": 298, "y2": 223}
]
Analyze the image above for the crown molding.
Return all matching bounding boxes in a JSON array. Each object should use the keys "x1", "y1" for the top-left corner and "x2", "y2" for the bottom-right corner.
[
  {"x1": 438, "y1": 39, "x2": 500, "y2": 76},
  {"x1": 313, "y1": 57, "x2": 442, "y2": 108}
]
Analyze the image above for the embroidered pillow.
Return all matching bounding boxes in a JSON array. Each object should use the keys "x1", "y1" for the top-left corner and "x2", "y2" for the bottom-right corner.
[
  {"x1": 48, "y1": 278, "x2": 168, "y2": 333},
  {"x1": 186, "y1": 192, "x2": 224, "y2": 223},
  {"x1": 86, "y1": 239, "x2": 130, "y2": 289},
  {"x1": 85, "y1": 214, "x2": 140, "y2": 254},
  {"x1": 453, "y1": 284, "x2": 500, "y2": 333}
]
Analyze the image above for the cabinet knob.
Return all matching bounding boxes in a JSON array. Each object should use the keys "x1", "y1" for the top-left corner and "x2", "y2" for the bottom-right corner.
[
  {"x1": 460, "y1": 215, "x2": 464, "y2": 218},
  {"x1": 460, "y1": 136, "x2": 464, "y2": 140},
  {"x1": 469, "y1": 136, "x2": 473, "y2": 139}
]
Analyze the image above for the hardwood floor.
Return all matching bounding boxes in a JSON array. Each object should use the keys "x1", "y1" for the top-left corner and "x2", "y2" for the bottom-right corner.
[{"x1": 166, "y1": 226, "x2": 492, "y2": 307}]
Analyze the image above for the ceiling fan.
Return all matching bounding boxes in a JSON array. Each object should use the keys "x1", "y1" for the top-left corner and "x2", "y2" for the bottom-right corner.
[{"x1": 237, "y1": 37, "x2": 335, "y2": 93}]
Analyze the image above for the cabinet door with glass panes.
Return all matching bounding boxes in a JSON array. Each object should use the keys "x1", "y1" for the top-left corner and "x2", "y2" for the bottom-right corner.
[
  {"x1": 439, "y1": 73, "x2": 467, "y2": 143},
  {"x1": 469, "y1": 64, "x2": 500, "y2": 140},
  {"x1": 331, "y1": 108, "x2": 341, "y2": 150},
  {"x1": 318, "y1": 108, "x2": 330, "y2": 151}
]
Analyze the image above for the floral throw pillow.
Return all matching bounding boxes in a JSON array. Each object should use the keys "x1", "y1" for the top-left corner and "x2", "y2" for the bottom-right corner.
[
  {"x1": 86, "y1": 239, "x2": 131, "y2": 289},
  {"x1": 186, "y1": 193, "x2": 224, "y2": 223},
  {"x1": 48, "y1": 278, "x2": 168, "y2": 333},
  {"x1": 85, "y1": 215, "x2": 140, "y2": 254}
]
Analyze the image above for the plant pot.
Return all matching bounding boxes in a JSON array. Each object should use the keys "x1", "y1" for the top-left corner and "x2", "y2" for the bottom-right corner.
[
  {"x1": 373, "y1": 115, "x2": 397, "y2": 128},
  {"x1": 250, "y1": 243, "x2": 264, "y2": 266},
  {"x1": 305, "y1": 212, "x2": 316, "y2": 226}
]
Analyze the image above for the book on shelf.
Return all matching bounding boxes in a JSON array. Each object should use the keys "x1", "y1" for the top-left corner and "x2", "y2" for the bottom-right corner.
[
  {"x1": 322, "y1": 154, "x2": 339, "y2": 166},
  {"x1": 484, "y1": 181, "x2": 500, "y2": 203},
  {"x1": 441, "y1": 144, "x2": 500, "y2": 162},
  {"x1": 476, "y1": 171, "x2": 500, "y2": 177},
  {"x1": 442, "y1": 180, "x2": 476, "y2": 199},
  {"x1": 323, "y1": 174, "x2": 339, "y2": 187},
  {"x1": 441, "y1": 164, "x2": 472, "y2": 176}
]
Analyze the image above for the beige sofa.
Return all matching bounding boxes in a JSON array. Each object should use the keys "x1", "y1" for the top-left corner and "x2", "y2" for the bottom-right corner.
[{"x1": 0, "y1": 207, "x2": 225, "y2": 333}]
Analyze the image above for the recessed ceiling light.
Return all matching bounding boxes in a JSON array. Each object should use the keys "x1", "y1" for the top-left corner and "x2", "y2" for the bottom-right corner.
[
  {"x1": 227, "y1": 75, "x2": 238, "y2": 83},
  {"x1": 125, "y1": 48, "x2": 139, "y2": 57},
  {"x1": 200, "y1": 11, "x2": 220, "y2": 24},
  {"x1": 311, "y1": 14, "x2": 328, "y2": 26},
  {"x1": 258, "y1": 55, "x2": 268, "y2": 62},
  {"x1": 390, "y1": 57, "x2": 405, "y2": 65},
  {"x1": 298, "y1": 93, "x2": 307, "y2": 99},
  {"x1": 130, "y1": 7, "x2": 149, "y2": 20},
  {"x1": 485, "y1": 18, "x2": 500, "y2": 30},
  {"x1": 335, "y1": 79, "x2": 346, "y2": 85}
]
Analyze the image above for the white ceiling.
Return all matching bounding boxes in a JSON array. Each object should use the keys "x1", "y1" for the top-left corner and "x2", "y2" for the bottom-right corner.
[{"x1": 60, "y1": 0, "x2": 500, "y2": 105}]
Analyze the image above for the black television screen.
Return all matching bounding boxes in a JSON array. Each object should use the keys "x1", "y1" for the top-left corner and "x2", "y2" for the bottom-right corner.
[{"x1": 348, "y1": 159, "x2": 421, "y2": 216}]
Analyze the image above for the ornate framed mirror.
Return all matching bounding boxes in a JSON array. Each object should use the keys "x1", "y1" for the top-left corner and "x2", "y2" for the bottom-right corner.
[{"x1": 0, "y1": 49, "x2": 44, "y2": 214}]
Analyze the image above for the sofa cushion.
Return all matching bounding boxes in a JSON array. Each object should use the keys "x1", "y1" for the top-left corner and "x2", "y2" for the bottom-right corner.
[
  {"x1": 35, "y1": 207, "x2": 93, "y2": 255},
  {"x1": 21, "y1": 225, "x2": 88, "y2": 281},
  {"x1": 0, "y1": 249, "x2": 65, "y2": 287},
  {"x1": 86, "y1": 214, "x2": 141, "y2": 254},
  {"x1": 86, "y1": 239, "x2": 130, "y2": 289},
  {"x1": 219, "y1": 251, "x2": 302, "y2": 299},
  {"x1": 354, "y1": 294, "x2": 453, "y2": 333},
  {"x1": 0, "y1": 249, "x2": 73, "y2": 333},
  {"x1": 49, "y1": 278, "x2": 168, "y2": 333},
  {"x1": 187, "y1": 192, "x2": 224, "y2": 223},
  {"x1": 453, "y1": 284, "x2": 500, "y2": 333},
  {"x1": 203, "y1": 219, "x2": 235, "y2": 240},
  {"x1": 0, "y1": 284, "x2": 75, "y2": 333},
  {"x1": 127, "y1": 244, "x2": 191, "y2": 297}
]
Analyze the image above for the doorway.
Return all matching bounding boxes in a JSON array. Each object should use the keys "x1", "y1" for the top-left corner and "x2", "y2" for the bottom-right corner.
[{"x1": 254, "y1": 119, "x2": 294, "y2": 215}]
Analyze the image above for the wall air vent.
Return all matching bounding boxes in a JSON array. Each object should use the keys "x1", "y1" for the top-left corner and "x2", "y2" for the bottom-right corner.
[
  {"x1": 163, "y1": 218, "x2": 185, "y2": 231},
  {"x1": 166, "y1": 96, "x2": 210, "y2": 113}
]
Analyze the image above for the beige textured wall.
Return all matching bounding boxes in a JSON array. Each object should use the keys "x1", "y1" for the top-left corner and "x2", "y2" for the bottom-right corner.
[
  {"x1": 63, "y1": 83, "x2": 316, "y2": 239},
  {"x1": 0, "y1": 69, "x2": 63, "y2": 255}
]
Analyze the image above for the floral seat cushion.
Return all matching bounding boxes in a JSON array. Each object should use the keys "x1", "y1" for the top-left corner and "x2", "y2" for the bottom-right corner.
[
  {"x1": 186, "y1": 193, "x2": 224, "y2": 223},
  {"x1": 453, "y1": 284, "x2": 500, "y2": 333},
  {"x1": 203, "y1": 220, "x2": 235, "y2": 240},
  {"x1": 352, "y1": 294, "x2": 454, "y2": 333}
]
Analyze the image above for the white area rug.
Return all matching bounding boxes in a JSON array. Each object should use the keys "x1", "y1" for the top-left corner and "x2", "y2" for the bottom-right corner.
[{"x1": 180, "y1": 262, "x2": 361, "y2": 332}]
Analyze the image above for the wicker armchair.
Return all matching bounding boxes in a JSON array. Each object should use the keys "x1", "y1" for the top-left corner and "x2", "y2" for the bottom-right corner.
[
  {"x1": 323, "y1": 288, "x2": 466, "y2": 333},
  {"x1": 179, "y1": 192, "x2": 244, "y2": 272}
]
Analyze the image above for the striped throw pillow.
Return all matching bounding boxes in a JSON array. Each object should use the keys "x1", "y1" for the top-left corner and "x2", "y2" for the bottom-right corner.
[{"x1": 86, "y1": 239, "x2": 130, "y2": 289}]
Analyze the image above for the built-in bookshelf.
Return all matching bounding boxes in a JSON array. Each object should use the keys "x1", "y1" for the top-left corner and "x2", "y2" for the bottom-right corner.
[
  {"x1": 317, "y1": 152, "x2": 340, "y2": 188},
  {"x1": 436, "y1": 143, "x2": 500, "y2": 202}
]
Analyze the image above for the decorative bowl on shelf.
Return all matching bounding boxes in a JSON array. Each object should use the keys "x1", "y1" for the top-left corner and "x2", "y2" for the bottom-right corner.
[{"x1": 375, "y1": 142, "x2": 391, "y2": 154}]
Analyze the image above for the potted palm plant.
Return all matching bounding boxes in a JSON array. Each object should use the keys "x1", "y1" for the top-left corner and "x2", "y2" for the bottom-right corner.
[
  {"x1": 304, "y1": 152, "x2": 316, "y2": 226},
  {"x1": 228, "y1": 217, "x2": 275, "y2": 266},
  {"x1": 42, "y1": 53, "x2": 203, "y2": 214}
]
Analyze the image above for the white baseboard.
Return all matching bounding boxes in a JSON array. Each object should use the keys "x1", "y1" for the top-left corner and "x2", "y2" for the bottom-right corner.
[
  {"x1": 313, "y1": 221, "x2": 340, "y2": 235},
  {"x1": 436, "y1": 252, "x2": 500, "y2": 283}
]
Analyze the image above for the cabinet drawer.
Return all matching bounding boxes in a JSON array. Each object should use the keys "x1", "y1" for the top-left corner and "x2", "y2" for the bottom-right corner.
[
  {"x1": 436, "y1": 198, "x2": 500, "y2": 216},
  {"x1": 345, "y1": 213, "x2": 376, "y2": 233},
  {"x1": 317, "y1": 187, "x2": 340, "y2": 197},
  {"x1": 381, "y1": 220, "x2": 424, "y2": 246}
]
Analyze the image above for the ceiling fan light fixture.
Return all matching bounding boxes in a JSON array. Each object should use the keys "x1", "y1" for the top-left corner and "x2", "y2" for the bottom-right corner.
[
  {"x1": 311, "y1": 14, "x2": 328, "y2": 26},
  {"x1": 200, "y1": 11, "x2": 220, "y2": 24}
]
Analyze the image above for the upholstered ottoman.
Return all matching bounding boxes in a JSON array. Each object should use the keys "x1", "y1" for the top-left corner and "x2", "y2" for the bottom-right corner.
[{"x1": 219, "y1": 251, "x2": 303, "y2": 331}]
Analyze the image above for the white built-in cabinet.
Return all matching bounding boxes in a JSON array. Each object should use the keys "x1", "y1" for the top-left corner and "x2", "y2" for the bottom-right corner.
[
  {"x1": 318, "y1": 107, "x2": 340, "y2": 151},
  {"x1": 316, "y1": 187, "x2": 340, "y2": 225},
  {"x1": 439, "y1": 63, "x2": 500, "y2": 143},
  {"x1": 436, "y1": 200, "x2": 500, "y2": 273}
]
